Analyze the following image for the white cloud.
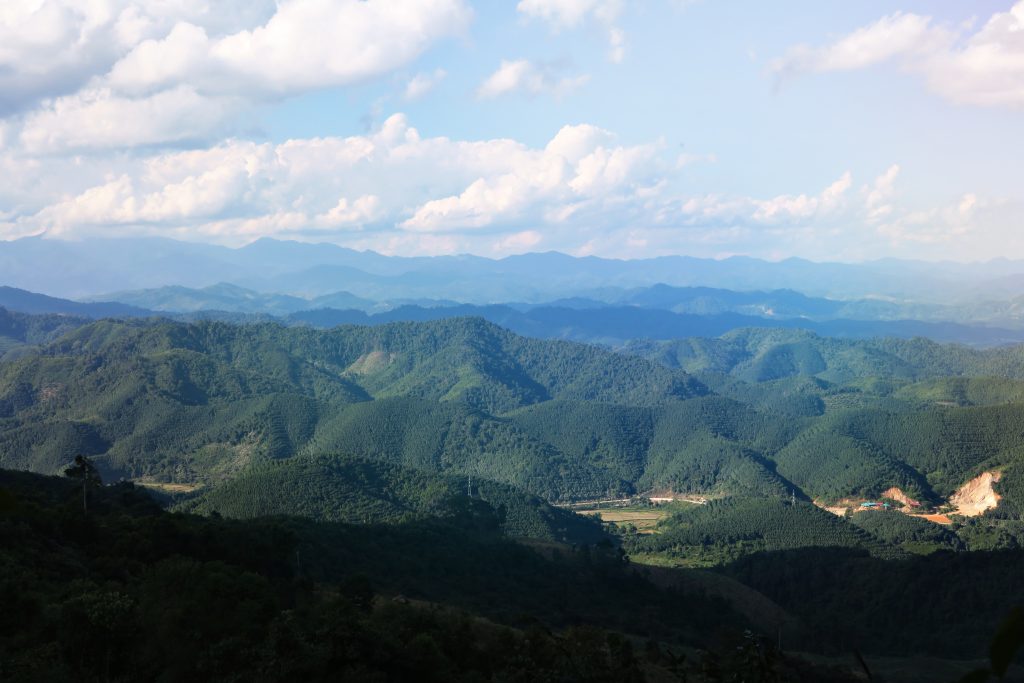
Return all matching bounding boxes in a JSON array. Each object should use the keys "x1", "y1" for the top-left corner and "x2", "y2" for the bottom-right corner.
[
  {"x1": 10, "y1": 114, "x2": 663, "y2": 248},
  {"x1": 0, "y1": 0, "x2": 471, "y2": 151},
  {"x1": 864, "y1": 164, "x2": 900, "y2": 221},
  {"x1": 0, "y1": 0, "x2": 276, "y2": 114},
  {"x1": 477, "y1": 59, "x2": 589, "y2": 99},
  {"x1": 675, "y1": 171, "x2": 854, "y2": 226},
  {"x1": 107, "y1": 0, "x2": 471, "y2": 98},
  {"x1": 404, "y1": 69, "x2": 447, "y2": 101},
  {"x1": 751, "y1": 172, "x2": 852, "y2": 222},
  {"x1": 402, "y1": 123, "x2": 659, "y2": 231},
  {"x1": 875, "y1": 192, "x2": 987, "y2": 246},
  {"x1": 517, "y1": 0, "x2": 626, "y2": 62},
  {"x1": 773, "y1": 2, "x2": 1024, "y2": 108},
  {"x1": 20, "y1": 86, "x2": 241, "y2": 153},
  {"x1": 772, "y1": 13, "x2": 944, "y2": 78},
  {"x1": 0, "y1": 113, "x2": 1006, "y2": 262},
  {"x1": 314, "y1": 195, "x2": 384, "y2": 229},
  {"x1": 492, "y1": 230, "x2": 543, "y2": 253}
]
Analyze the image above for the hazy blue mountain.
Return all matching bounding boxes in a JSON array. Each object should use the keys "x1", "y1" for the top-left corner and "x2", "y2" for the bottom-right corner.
[
  {"x1": 7, "y1": 236, "x2": 1024, "y2": 306},
  {"x1": 0, "y1": 286, "x2": 153, "y2": 318},
  {"x1": 290, "y1": 304, "x2": 1024, "y2": 347},
  {"x1": 3, "y1": 276, "x2": 1020, "y2": 347},
  {"x1": 96, "y1": 282, "x2": 376, "y2": 316},
  {"x1": 94, "y1": 283, "x2": 309, "y2": 314},
  {"x1": 609, "y1": 284, "x2": 848, "y2": 317}
]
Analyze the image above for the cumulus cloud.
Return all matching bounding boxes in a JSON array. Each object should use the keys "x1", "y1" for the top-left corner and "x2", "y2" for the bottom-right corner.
[
  {"x1": 106, "y1": 0, "x2": 471, "y2": 98},
  {"x1": 477, "y1": 60, "x2": 589, "y2": 99},
  {"x1": 874, "y1": 192, "x2": 988, "y2": 246},
  {"x1": 864, "y1": 164, "x2": 900, "y2": 221},
  {"x1": 517, "y1": 0, "x2": 627, "y2": 62},
  {"x1": 402, "y1": 123, "x2": 660, "y2": 231},
  {"x1": 12, "y1": 115, "x2": 662, "y2": 246},
  {"x1": 751, "y1": 172, "x2": 853, "y2": 222},
  {"x1": 492, "y1": 230, "x2": 544, "y2": 253},
  {"x1": 20, "y1": 86, "x2": 242, "y2": 153},
  {"x1": 772, "y1": 2, "x2": 1024, "y2": 108},
  {"x1": 314, "y1": 196, "x2": 384, "y2": 229},
  {"x1": 673, "y1": 171, "x2": 854, "y2": 227},
  {"x1": 0, "y1": 0, "x2": 277, "y2": 114},
  {"x1": 1, "y1": 0, "x2": 471, "y2": 150},
  {"x1": 404, "y1": 69, "x2": 447, "y2": 101},
  {"x1": 0, "y1": 111, "x2": 1004, "y2": 261}
]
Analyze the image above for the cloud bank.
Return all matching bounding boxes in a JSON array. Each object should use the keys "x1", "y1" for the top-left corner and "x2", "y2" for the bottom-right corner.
[
  {"x1": 773, "y1": 2, "x2": 1024, "y2": 108},
  {"x1": 0, "y1": 1, "x2": 1015, "y2": 261}
]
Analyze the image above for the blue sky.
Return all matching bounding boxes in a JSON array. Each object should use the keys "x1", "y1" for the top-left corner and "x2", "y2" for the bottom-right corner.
[{"x1": 0, "y1": 0, "x2": 1021, "y2": 262}]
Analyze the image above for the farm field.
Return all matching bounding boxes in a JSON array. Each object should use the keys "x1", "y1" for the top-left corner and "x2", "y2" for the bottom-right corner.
[{"x1": 578, "y1": 507, "x2": 670, "y2": 532}]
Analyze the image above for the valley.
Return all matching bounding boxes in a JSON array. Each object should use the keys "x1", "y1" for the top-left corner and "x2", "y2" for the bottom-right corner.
[
  {"x1": 3, "y1": 305, "x2": 1024, "y2": 680},
  {"x1": 5, "y1": 0, "x2": 1024, "y2": 677}
]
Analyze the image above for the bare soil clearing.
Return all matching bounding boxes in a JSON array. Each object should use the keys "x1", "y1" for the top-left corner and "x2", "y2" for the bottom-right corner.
[
  {"x1": 950, "y1": 471, "x2": 1002, "y2": 516},
  {"x1": 135, "y1": 480, "x2": 203, "y2": 494},
  {"x1": 815, "y1": 472, "x2": 1002, "y2": 527},
  {"x1": 909, "y1": 513, "x2": 953, "y2": 525},
  {"x1": 881, "y1": 486, "x2": 921, "y2": 508}
]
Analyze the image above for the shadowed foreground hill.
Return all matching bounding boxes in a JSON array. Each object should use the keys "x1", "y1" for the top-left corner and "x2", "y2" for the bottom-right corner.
[
  {"x1": 178, "y1": 453, "x2": 606, "y2": 545},
  {"x1": 2, "y1": 468, "x2": 819, "y2": 683}
]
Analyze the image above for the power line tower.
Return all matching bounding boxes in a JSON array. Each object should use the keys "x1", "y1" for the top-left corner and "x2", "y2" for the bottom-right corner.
[
  {"x1": 467, "y1": 474, "x2": 473, "y2": 498},
  {"x1": 790, "y1": 489, "x2": 796, "y2": 506}
]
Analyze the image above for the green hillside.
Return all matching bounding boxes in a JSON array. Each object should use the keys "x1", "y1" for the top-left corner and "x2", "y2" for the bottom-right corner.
[
  {"x1": 0, "y1": 316, "x2": 706, "y2": 495},
  {"x1": 5, "y1": 312, "x2": 1024, "y2": 562},
  {"x1": 179, "y1": 453, "x2": 606, "y2": 544},
  {"x1": 624, "y1": 498, "x2": 901, "y2": 567},
  {"x1": 628, "y1": 328, "x2": 1024, "y2": 385},
  {"x1": 848, "y1": 510, "x2": 963, "y2": 554},
  {"x1": 0, "y1": 307, "x2": 91, "y2": 360}
]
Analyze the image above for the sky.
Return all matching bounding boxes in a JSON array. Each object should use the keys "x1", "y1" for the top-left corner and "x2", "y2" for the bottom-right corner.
[{"x1": 0, "y1": 0, "x2": 1022, "y2": 262}]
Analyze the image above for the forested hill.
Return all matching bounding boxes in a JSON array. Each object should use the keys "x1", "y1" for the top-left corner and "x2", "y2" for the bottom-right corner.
[
  {"x1": 41, "y1": 315, "x2": 709, "y2": 410},
  {"x1": 0, "y1": 468, "x2": 771, "y2": 682},
  {"x1": 626, "y1": 328, "x2": 1024, "y2": 383},
  {"x1": 0, "y1": 315, "x2": 708, "y2": 501},
  {"x1": 6, "y1": 311, "x2": 1024, "y2": 517},
  {"x1": 0, "y1": 307, "x2": 91, "y2": 357},
  {"x1": 178, "y1": 453, "x2": 607, "y2": 545},
  {"x1": 291, "y1": 303, "x2": 1024, "y2": 346}
]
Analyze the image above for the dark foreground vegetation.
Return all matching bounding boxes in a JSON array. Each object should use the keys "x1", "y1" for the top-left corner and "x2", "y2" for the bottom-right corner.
[
  {"x1": 0, "y1": 469, "x2": 894, "y2": 682},
  {"x1": 3, "y1": 312, "x2": 1024, "y2": 679}
]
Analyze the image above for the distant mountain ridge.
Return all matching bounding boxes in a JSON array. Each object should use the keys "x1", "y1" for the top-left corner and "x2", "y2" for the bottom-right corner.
[
  {"x1": 289, "y1": 303, "x2": 1024, "y2": 346},
  {"x1": 2, "y1": 281, "x2": 1023, "y2": 347},
  {"x1": 0, "y1": 286, "x2": 153, "y2": 318},
  {"x1": 6, "y1": 235, "x2": 1024, "y2": 305}
]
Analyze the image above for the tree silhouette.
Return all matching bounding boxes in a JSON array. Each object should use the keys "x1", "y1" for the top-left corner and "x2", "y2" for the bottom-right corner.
[{"x1": 64, "y1": 455, "x2": 101, "y2": 514}]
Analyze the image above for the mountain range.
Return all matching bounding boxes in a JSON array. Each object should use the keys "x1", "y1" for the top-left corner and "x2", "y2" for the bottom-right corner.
[
  {"x1": 7, "y1": 235, "x2": 1024, "y2": 308},
  {"x1": 5, "y1": 282, "x2": 1024, "y2": 348},
  {"x1": 3, "y1": 308, "x2": 1024, "y2": 672}
]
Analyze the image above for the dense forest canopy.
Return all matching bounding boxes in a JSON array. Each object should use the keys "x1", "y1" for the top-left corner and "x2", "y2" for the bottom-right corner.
[{"x1": 3, "y1": 310, "x2": 1024, "y2": 676}]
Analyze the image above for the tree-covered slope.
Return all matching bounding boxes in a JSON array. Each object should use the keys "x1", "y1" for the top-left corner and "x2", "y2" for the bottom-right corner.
[
  {"x1": 0, "y1": 307, "x2": 92, "y2": 359},
  {"x1": 623, "y1": 498, "x2": 901, "y2": 567},
  {"x1": 7, "y1": 311, "x2": 1024, "y2": 520},
  {"x1": 0, "y1": 316, "x2": 710, "y2": 500},
  {"x1": 44, "y1": 316, "x2": 707, "y2": 411},
  {"x1": 0, "y1": 468, "x2": 764, "y2": 683},
  {"x1": 178, "y1": 453, "x2": 606, "y2": 544},
  {"x1": 628, "y1": 328, "x2": 1024, "y2": 384}
]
